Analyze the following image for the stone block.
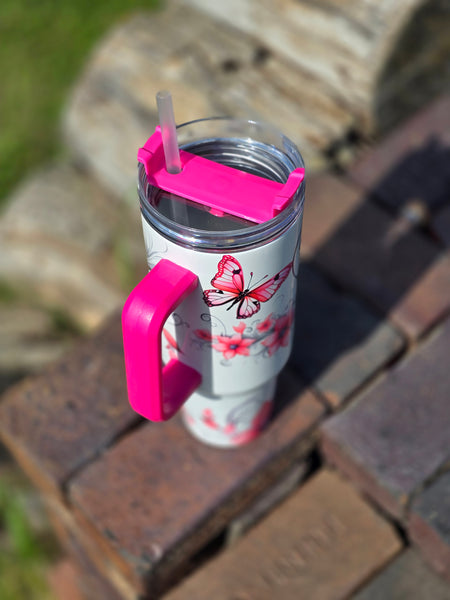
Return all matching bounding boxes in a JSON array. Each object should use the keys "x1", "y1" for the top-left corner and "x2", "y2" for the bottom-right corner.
[
  {"x1": 321, "y1": 318, "x2": 450, "y2": 519},
  {"x1": 349, "y1": 94, "x2": 450, "y2": 213},
  {"x1": 409, "y1": 470, "x2": 450, "y2": 583},
  {"x1": 68, "y1": 368, "x2": 324, "y2": 597},
  {"x1": 164, "y1": 469, "x2": 401, "y2": 600},
  {"x1": 0, "y1": 315, "x2": 140, "y2": 499},
  {"x1": 291, "y1": 263, "x2": 404, "y2": 407},
  {"x1": 351, "y1": 549, "x2": 450, "y2": 600}
]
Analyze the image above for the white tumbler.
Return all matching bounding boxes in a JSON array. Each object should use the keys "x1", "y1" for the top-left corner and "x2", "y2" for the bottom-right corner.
[{"x1": 122, "y1": 117, "x2": 305, "y2": 447}]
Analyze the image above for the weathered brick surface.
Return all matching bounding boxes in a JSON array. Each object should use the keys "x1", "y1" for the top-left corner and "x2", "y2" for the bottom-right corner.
[
  {"x1": 300, "y1": 173, "x2": 363, "y2": 258},
  {"x1": 311, "y1": 193, "x2": 450, "y2": 339},
  {"x1": 349, "y1": 94, "x2": 450, "y2": 213},
  {"x1": 164, "y1": 470, "x2": 401, "y2": 600},
  {"x1": 321, "y1": 317, "x2": 450, "y2": 519},
  {"x1": 48, "y1": 559, "x2": 85, "y2": 600},
  {"x1": 226, "y1": 460, "x2": 309, "y2": 545},
  {"x1": 409, "y1": 470, "x2": 450, "y2": 583},
  {"x1": 433, "y1": 205, "x2": 450, "y2": 247},
  {"x1": 0, "y1": 314, "x2": 140, "y2": 498},
  {"x1": 390, "y1": 251, "x2": 450, "y2": 337},
  {"x1": 68, "y1": 368, "x2": 324, "y2": 596},
  {"x1": 291, "y1": 263, "x2": 404, "y2": 407},
  {"x1": 351, "y1": 549, "x2": 450, "y2": 600},
  {"x1": 46, "y1": 497, "x2": 133, "y2": 600}
]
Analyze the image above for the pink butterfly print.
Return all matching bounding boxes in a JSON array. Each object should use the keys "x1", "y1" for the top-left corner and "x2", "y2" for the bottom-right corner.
[{"x1": 203, "y1": 255, "x2": 292, "y2": 319}]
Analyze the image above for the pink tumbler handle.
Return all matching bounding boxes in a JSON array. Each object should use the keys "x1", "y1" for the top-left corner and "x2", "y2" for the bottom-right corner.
[{"x1": 122, "y1": 259, "x2": 202, "y2": 421}]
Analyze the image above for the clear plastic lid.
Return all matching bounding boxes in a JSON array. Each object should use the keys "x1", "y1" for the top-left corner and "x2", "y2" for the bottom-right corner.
[{"x1": 138, "y1": 118, "x2": 305, "y2": 251}]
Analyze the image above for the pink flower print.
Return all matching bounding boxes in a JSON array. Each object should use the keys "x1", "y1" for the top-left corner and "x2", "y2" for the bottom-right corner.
[
  {"x1": 202, "y1": 409, "x2": 219, "y2": 429},
  {"x1": 262, "y1": 313, "x2": 292, "y2": 356},
  {"x1": 195, "y1": 329, "x2": 213, "y2": 341},
  {"x1": 212, "y1": 334, "x2": 253, "y2": 360},
  {"x1": 257, "y1": 315, "x2": 273, "y2": 332},
  {"x1": 233, "y1": 322, "x2": 246, "y2": 334},
  {"x1": 230, "y1": 400, "x2": 272, "y2": 445}
]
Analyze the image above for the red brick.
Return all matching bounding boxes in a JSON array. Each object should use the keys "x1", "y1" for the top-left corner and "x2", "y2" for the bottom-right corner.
[
  {"x1": 409, "y1": 470, "x2": 450, "y2": 583},
  {"x1": 291, "y1": 263, "x2": 404, "y2": 407},
  {"x1": 390, "y1": 251, "x2": 450, "y2": 338},
  {"x1": 321, "y1": 318, "x2": 450, "y2": 520},
  {"x1": 163, "y1": 470, "x2": 401, "y2": 600},
  {"x1": 48, "y1": 559, "x2": 85, "y2": 600},
  {"x1": 352, "y1": 549, "x2": 450, "y2": 600},
  {"x1": 46, "y1": 497, "x2": 132, "y2": 600},
  {"x1": 300, "y1": 173, "x2": 363, "y2": 259},
  {"x1": 349, "y1": 94, "x2": 450, "y2": 213},
  {"x1": 68, "y1": 369, "x2": 324, "y2": 596},
  {"x1": 311, "y1": 191, "x2": 449, "y2": 339},
  {"x1": 432, "y1": 205, "x2": 450, "y2": 248},
  {"x1": 0, "y1": 314, "x2": 140, "y2": 499},
  {"x1": 226, "y1": 461, "x2": 308, "y2": 545}
]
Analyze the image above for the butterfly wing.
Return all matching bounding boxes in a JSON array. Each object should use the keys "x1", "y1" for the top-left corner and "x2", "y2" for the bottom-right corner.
[
  {"x1": 211, "y1": 255, "x2": 245, "y2": 292},
  {"x1": 248, "y1": 262, "x2": 292, "y2": 303},
  {"x1": 203, "y1": 289, "x2": 239, "y2": 307},
  {"x1": 237, "y1": 296, "x2": 261, "y2": 319},
  {"x1": 203, "y1": 255, "x2": 245, "y2": 307}
]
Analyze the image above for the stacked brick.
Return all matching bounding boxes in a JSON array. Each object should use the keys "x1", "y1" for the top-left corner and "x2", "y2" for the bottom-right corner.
[{"x1": 1, "y1": 96, "x2": 449, "y2": 599}]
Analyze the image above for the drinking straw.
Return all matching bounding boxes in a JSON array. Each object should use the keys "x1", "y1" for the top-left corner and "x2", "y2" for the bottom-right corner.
[{"x1": 156, "y1": 90, "x2": 181, "y2": 174}]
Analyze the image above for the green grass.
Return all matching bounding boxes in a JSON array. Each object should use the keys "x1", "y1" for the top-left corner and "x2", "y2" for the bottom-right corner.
[{"x1": 0, "y1": 0, "x2": 160, "y2": 207}]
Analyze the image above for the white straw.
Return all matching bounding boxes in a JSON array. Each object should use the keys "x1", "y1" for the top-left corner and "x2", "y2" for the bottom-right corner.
[{"x1": 156, "y1": 90, "x2": 181, "y2": 174}]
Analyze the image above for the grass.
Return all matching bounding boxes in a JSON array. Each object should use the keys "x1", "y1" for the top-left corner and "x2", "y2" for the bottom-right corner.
[
  {"x1": 0, "y1": 0, "x2": 160, "y2": 208},
  {"x1": 0, "y1": 2, "x2": 160, "y2": 596}
]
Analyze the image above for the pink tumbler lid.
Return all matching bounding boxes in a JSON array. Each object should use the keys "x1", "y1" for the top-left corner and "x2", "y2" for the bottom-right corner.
[{"x1": 138, "y1": 126, "x2": 305, "y2": 224}]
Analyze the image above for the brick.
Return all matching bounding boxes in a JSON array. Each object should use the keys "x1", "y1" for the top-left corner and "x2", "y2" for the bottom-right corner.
[
  {"x1": 321, "y1": 318, "x2": 450, "y2": 519},
  {"x1": 311, "y1": 193, "x2": 450, "y2": 339},
  {"x1": 300, "y1": 174, "x2": 363, "y2": 258},
  {"x1": 0, "y1": 314, "x2": 140, "y2": 499},
  {"x1": 48, "y1": 559, "x2": 85, "y2": 600},
  {"x1": 409, "y1": 470, "x2": 450, "y2": 583},
  {"x1": 226, "y1": 461, "x2": 309, "y2": 545},
  {"x1": 291, "y1": 263, "x2": 404, "y2": 407},
  {"x1": 351, "y1": 549, "x2": 450, "y2": 600},
  {"x1": 46, "y1": 497, "x2": 133, "y2": 600},
  {"x1": 349, "y1": 94, "x2": 450, "y2": 213},
  {"x1": 390, "y1": 251, "x2": 450, "y2": 338},
  {"x1": 164, "y1": 470, "x2": 401, "y2": 600},
  {"x1": 432, "y1": 205, "x2": 450, "y2": 247},
  {"x1": 68, "y1": 368, "x2": 324, "y2": 597}
]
